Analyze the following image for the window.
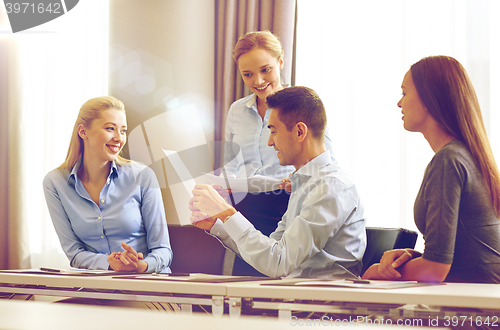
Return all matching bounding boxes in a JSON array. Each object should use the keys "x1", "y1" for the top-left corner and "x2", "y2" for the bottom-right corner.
[
  {"x1": 296, "y1": 0, "x2": 500, "y2": 248},
  {"x1": 16, "y1": 0, "x2": 110, "y2": 268}
]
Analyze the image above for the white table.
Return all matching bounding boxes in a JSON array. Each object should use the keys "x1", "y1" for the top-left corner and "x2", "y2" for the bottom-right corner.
[
  {"x1": 0, "y1": 271, "x2": 230, "y2": 316},
  {"x1": 225, "y1": 279, "x2": 500, "y2": 325},
  {"x1": 0, "y1": 299, "x2": 446, "y2": 330},
  {"x1": 0, "y1": 299, "x2": 280, "y2": 330},
  {"x1": 2, "y1": 271, "x2": 499, "y2": 325}
]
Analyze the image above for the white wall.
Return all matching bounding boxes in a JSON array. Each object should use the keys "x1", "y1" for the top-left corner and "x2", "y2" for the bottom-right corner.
[{"x1": 109, "y1": 0, "x2": 215, "y2": 224}]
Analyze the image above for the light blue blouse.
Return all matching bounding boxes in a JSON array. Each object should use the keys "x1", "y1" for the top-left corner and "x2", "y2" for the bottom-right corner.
[
  {"x1": 43, "y1": 161, "x2": 172, "y2": 273},
  {"x1": 223, "y1": 94, "x2": 335, "y2": 179},
  {"x1": 211, "y1": 151, "x2": 367, "y2": 278}
]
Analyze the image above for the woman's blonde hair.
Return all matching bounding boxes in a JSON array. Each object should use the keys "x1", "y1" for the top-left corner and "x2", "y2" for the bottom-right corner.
[
  {"x1": 58, "y1": 96, "x2": 130, "y2": 172},
  {"x1": 411, "y1": 56, "x2": 500, "y2": 217},
  {"x1": 233, "y1": 30, "x2": 283, "y2": 63}
]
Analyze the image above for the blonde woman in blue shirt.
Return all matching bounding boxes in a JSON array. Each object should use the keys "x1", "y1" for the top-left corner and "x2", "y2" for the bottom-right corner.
[
  {"x1": 226, "y1": 31, "x2": 337, "y2": 180},
  {"x1": 222, "y1": 31, "x2": 335, "y2": 275},
  {"x1": 43, "y1": 96, "x2": 172, "y2": 275}
]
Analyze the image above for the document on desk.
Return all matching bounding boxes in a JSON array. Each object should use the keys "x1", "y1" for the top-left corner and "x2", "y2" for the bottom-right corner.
[
  {"x1": 203, "y1": 173, "x2": 282, "y2": 193},
  {"x1": 163, "y1": 149, "x2": 197, "y2": 226},
  {"x1": 112, "y1": 273, "x2": 281, "y2": 283},
  {"x1": 264, "y1": 279, "x2": 441, "y2": 289},
  {"x1": 0, "y1": 268, "x2": 135, "y2": 276}
]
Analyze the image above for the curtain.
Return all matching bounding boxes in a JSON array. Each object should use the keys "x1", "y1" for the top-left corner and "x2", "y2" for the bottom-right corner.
[
  {"x1": 0, "y1": 31, "x2": 30, "y2": 270},
  {"x1": 214, "y1": 0, "x2": 297, "y2": 170},
  {"x1": 0, "y1": 1, "x2": 109, "y2": 269}
]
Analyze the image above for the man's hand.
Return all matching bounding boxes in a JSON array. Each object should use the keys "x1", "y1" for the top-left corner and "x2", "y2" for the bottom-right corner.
[
  {"x1": 189, "y1": 198, "x2": 211, "y2": 226},
  {"x1": 189, "y1": 184, "x2": 236, "y2": 230},
  {"x1": 191, "y1": 184, "x2": 235, "y2": 219},
  {"x1": 193, "y1": 217, "x2": 218, "y2": 231}
]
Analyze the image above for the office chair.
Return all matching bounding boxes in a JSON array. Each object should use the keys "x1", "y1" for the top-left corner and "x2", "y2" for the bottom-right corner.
[
  {"x1": 168, "y1": 225, "x2": 227, "y2": 275},
  {"x1": 362, "y1": 227, "x2": 418, "y2": 274}
]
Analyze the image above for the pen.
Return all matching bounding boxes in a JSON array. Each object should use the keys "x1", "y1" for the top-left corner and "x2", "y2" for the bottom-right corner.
[
  {"x1": 40, "y1": 267, "x2": 61, "y2": 272},
  {"x1": 345, "y1": 279, "x2": 370, "y2": 284}
]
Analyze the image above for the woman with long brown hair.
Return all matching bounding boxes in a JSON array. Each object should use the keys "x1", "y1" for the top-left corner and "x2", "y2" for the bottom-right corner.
[{"x1": 363, "y1": 56, "x2": 500, "y2": 283}]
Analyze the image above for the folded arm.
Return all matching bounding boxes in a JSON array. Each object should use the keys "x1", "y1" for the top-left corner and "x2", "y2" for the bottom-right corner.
[{"x1": 362, "y1": 248, "x2": 451, "y2": 282}]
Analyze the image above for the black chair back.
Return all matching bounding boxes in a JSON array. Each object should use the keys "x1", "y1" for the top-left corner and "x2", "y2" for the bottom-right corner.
[
  {"x1": 362, "y1": 227, "x2": 418, "y2": 274},
  {"x1": 168, "y1": 225, "x2": 226, "y2": 275}
]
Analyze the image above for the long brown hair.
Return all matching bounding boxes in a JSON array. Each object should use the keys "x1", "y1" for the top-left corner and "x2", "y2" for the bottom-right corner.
[
  {"x1": 411, "y1": 56, "x2": 500, "y2": 217},
  {"x1": 58, "y1": 96, "x2": 130, "y2": 172}
]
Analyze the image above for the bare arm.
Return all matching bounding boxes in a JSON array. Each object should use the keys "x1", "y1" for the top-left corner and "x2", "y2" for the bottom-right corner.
[{"x1": 363, "y1": 250, "x2": 451, "y2": 283}]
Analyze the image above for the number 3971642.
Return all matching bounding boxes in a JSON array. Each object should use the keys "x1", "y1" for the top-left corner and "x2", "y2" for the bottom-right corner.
[
  {"x1": 5, "y1": 2, "x2": 62, "y2": 14},
  {"x1": 443, "y1": 315, "x2": 498, "y2": 327}
]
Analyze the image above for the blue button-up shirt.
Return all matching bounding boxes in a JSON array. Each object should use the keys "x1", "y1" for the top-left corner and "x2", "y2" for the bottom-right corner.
[{"x1": 43, "y1": 161, "x2": 172, "y2": 273}]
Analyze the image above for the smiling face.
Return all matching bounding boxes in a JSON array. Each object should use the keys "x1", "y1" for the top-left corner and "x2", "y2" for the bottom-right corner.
[
  {"x1": 397, "y1": 70, "x2": 432, "y2": 133},
  {"x1": 267, "y1": 108, "x2": 298, "y2": 168},
  {"x1": 237, "y1": 48, "x2": 284, "y2": 101},
  {"x1": 79, "y1": 109, "x2": 127, "y2": 164}
]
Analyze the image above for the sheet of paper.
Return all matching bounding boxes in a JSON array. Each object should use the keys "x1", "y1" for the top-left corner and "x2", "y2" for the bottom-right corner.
[
  {"x1": 163, "y1": 149, "x2": 196, "y2": 226},
  {"x1": 294, "y1": 279, "x2": 422, "y2": 289},
  {"x1": 0, "y1": 268, "x2": 129, "y2": 276},
  {"x1": 112, "y1": 273, "x2": 281, "y2": 283},
  {"x1": 204, "y1": 173, "x2": 282, "y2": 193}
]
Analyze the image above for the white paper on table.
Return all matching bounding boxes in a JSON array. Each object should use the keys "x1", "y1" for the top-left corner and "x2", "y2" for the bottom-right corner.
[
  {"x1": 294, "y1": 279, "x2": 420, "y2": 289},
  {"x1": 163, "y1": 149, "x2": 196, "y2": 226},
  {"x1": 203, "y1": 173, "x2": 282, "y2": 193}
]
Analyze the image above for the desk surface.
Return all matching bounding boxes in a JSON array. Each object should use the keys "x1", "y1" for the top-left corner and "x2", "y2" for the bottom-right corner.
[
  {"x1": 0, "y1": 300, "x2": 446, "y2": 330},
  {"x1": 226, "y1": 279, "x2": 500, "y2": 310},
  {"x1": 0, "y1": 272, "x2": 228, "y2": 296},
  {"x1": 2, "y1": 271, "x2": 500, "y2": 313},
  {"x1": 0, "y1": 300, "x2": 283, "y2": 330}
]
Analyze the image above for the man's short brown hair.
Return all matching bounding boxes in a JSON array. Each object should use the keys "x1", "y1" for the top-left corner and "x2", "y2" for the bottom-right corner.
[{"x1": 266, "y1": 86, "x2": 326, "y2": 140}]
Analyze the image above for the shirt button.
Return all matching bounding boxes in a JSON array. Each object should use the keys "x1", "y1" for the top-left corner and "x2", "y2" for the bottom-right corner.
[
  {"x1": 106, "y1": 253, "x2": 109, "y2": 255},
  {"x1": 97, "y1": 216, "x2": 101, "y2": 220},
  {"x1": 216, "y1": 231, "x2": 221, "y2": 235},
  {"x1": 106, "y1": 182, "x2": 110, "y2": 185},
  {"x1": 101, "y1": 199, "x2": 105, "y2": 203},
  {"x1": 101, "y1": 235, "x2": 104, "y2": 238}
]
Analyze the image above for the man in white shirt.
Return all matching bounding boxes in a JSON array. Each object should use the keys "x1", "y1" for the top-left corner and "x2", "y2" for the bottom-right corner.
[{"x1": 189, "y1": 86, "x2": 366, "y2": 278}]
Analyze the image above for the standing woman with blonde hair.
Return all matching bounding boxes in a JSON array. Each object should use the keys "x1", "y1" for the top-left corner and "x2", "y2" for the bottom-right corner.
[
  {"x1": 44, "y1": 96, "x2": 173, "y2": 275},
  {"x1": 220, "y1": 31, "x2": 335, "y2": 275},
  {"x1": 363, "y1": 56, "x2": 500, "y2": 283}
]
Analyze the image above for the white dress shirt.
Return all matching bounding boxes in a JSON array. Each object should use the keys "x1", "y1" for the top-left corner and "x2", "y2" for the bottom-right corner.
[{"x1": 211, "y1": 151, "x2": 366, "y2": 278}]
